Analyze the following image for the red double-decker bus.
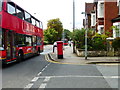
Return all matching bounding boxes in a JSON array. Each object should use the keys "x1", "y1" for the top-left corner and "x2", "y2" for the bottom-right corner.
[{"x1": 0, "y1": 0, "x2": 44, "y2": 64}]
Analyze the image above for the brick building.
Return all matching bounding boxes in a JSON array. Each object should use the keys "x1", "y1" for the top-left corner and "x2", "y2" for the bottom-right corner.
[
  {"x1": 84, "y1": 0, "x2": 119, "y2": 37},
  {"x1": 112, "y1": 0, "x2": 120, "y2": 38}
]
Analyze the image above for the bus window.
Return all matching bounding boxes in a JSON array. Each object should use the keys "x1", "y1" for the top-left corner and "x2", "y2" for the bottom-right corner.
[
  {"x1": 25, "y1": 36, "x2": 32, "y2": 46},
  {"x1": 33, "y1": 36, "x2": 37, "y2": 46},
  {"x1": 25, "y1": 12, "x2": 31, "y2": 23},
  {"x1": 36, "y1": 21, "x2": 40, "y2": 27},
  {"x1": 7, "y1": 2, "x2": 16, "y2": 15},
  {"x1": 40, "y1": 21, "x2": 43, "y2": 29},
  {"x1": 37, "y1": 37, "x2": 41, "y2": 45},
  {"x1": 0, "y1": 0, "x2": 3, "y2": 12},
  {"x1": 0, "y1": 28, "x2": 4, "y2": 50},
  {"x1": 16, "y1": 34, "x2": 25, "y2": 47},
  {"x1": 31, "y1": 18, "x2": 36, "y2": 26},
  {"x1": 16, "y1": 6, "x2": 24, "y2": 20}
]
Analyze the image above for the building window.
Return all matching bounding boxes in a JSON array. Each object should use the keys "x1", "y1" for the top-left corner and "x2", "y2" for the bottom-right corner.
[
  {"x1": 98, "y1": 1, "x2": 104, "y2": 18},
  {"x1": 91, "y1": 13, "x2": 96, "y2": 26},
  {"x1": 118, "y1": 0, "x2": 120, "y2": 15},
  {"x1": 115, "y1": 25, "x2": 120, "y2": 37},
  {"x1": 113, "y1": 25, "x2": 120, "y2": 38},
  {"x1": 98, "y1": 25, "x2": 104, "y2": 34}
]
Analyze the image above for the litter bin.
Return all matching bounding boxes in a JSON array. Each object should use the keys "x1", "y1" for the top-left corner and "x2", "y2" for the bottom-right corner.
[{"x1": 57, "y1": 41, "x2": 63, "y2": 59}]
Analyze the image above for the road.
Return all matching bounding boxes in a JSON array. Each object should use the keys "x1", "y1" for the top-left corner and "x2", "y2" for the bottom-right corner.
[{"x1": 2, "y1": 45, "x2": 119, "y2": 89}]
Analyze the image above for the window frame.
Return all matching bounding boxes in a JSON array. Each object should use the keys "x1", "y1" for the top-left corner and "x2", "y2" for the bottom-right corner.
[
  {"x1": 0, "y1": 0, "x2": 3, "y2": 12},
  {"x1": 31, "y1": 17, "x2": 36, "y2": 26},
  {"x1": 0, "y1": 28, "x2": 4, "y2": 50},
  {"x1": 24, "y1": 11, "x2": 31, "y2": 23},
  {"x1": 15, "y1": 34, "x2": 26, "y2": 47},
  {"x1": 16, "y1": 6, "x2": 24, "y2": 20},
  {"x1": 7, "y1": 2, "x2": 16, "y2": 16},
  {"x1": 25, "y1": 35, "x2": 32, "y2": 46}
]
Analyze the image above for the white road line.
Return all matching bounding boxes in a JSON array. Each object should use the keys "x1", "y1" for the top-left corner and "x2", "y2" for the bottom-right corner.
[
  {"x1": 39, "y1": 77, "x2": 51, "y2": 88},
  {"x1": 31, "y1": 77, "x2": 39, "y2": 82},
  {"x1": 37, "y1": 62, "x2": 51, "y2": 76},
  {"x1": 24, "y1": 62, "x2": 51, "y2": 89},
  {"x1": 37, "y1": 72, "x2": 42, "y2": 76},
  {"x1": 39, "y1": 83, "x2": 47, "y2": 88},
  {"x1": 24, "y1": 83, "x2": 34, "y2": 89},
  {"x1": 43, "y1": 77, "x2": 51, "y2": 82},
  {"x1": 38, "y1": 75, "x2": 120, "y2": 78}
]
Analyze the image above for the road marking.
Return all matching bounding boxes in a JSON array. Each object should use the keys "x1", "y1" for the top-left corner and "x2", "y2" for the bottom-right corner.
[
  {"x1": 39, "y1": 77, "x2": 51, "y2": 88},
  {"x1": 43, "y1": 77, "x2": 51, "y2": 82},
  {"x1": 24, "y1": 61, "x2": 51, "y2": 89},
  {"x1": 31, "y1": 77, "x2": 39, "y2": 82},
  {"x1": 24, "y1": 83, "x2": 34, "y2": 89},
  {"x1": 38, "y1": 75, "x2": 120, "y2": 78},
  {"x1": 39, "y1": 83, "x2": 47, "y2": 88},
  {"x1": 37, "y1": 72, "x2": 42, "y2": 76}
]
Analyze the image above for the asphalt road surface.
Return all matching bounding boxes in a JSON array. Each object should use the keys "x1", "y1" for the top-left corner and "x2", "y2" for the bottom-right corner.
[{"x1": 2, "y1": 45, "x2": 120, "y2": 89}]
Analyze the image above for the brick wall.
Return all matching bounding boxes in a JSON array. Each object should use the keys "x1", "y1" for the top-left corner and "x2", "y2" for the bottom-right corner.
[{"x1": 104, "y1": 1, "x2": 118, "y2": 36}]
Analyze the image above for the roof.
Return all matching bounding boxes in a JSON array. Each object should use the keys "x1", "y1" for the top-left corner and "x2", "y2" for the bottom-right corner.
[{"x1": 85, "y1": 3, "x2": 94, "y2": 14}]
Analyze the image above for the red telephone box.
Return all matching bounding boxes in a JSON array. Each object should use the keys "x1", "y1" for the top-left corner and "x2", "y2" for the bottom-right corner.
[{"x1": 57, "y1": 41, "x2": 63, "y2": 59}]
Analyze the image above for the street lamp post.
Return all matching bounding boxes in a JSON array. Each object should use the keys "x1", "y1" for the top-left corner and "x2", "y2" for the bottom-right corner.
[
  {"x1": 85, "y1": 25, "x2": 88, "y2": 60},
  {"x1": 73, "y1": 0, "x2": 75, "y2": 53},
  {"x1": 82, "y1": 12, "x2": 88, "y2": 60}
]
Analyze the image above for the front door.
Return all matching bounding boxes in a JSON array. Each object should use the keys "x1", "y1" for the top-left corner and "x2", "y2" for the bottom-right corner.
[{"x1": 6, "y1": 30, "x2": 16, "y2": 60}]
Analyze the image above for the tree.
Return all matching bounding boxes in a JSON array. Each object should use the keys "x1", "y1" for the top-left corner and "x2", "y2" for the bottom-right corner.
[
  {"x1": 44, "y1": 28, "x2": 58, "y2": 44},
  {"x1": 63, "y1": 29, "x2": 72, "y2": 40},
  {"x1": 47, "y1": 18, "x2": 63, "y2": 40},
  {"x1": 72, "y1": 29, "x2": 85, "y2": 49}
]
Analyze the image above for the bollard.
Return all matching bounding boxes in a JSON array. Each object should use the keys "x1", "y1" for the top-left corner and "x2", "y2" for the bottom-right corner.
[{"x1": 57, "y1": 41, "x2": 63, "y2": 59}]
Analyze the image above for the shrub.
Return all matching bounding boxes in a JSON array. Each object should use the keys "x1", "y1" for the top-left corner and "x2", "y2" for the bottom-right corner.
[
  {"x1": 91, "y1": 34, "x2": 108, "y2": 51},
  {"x1": 112, "y1": 37, "x2": 120, "y2": 51}
]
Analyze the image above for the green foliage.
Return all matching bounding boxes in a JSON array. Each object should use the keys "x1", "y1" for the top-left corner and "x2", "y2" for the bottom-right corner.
[
  {"x1": 44, "y1": 28, "x2": 58, "y2": 44},
  {"x1": 91, "y1": 33, "x2": 108, "y2": 51},
  {"x1": 47, "y1": 18, "x2": 63, "y2": 40},
  {"x1": 64, "y1": 29, "x2": 72, "y2": 40},
  {"x1": 72, "y1": 29, "x2": 85, "y2": 49},
  {"x1": 112, "y1": 37, "x2": 120, "y2": 51},
  {"x1": 73, "y1": 28, "x2": 108, "y2": 51}
]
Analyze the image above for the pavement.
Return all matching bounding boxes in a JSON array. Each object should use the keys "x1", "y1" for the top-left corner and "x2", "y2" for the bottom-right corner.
[{"x1": 47, "y1": 45, "x2": 120, "y2": 65}]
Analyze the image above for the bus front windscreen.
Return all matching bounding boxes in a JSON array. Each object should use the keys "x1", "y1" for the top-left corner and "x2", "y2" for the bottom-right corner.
[
  {"x1": 0, "y1": 28, "x2": 4, "y2": 50},
  {"x1": 0, "y1": 0, "x2": 2, "y2": 11}
]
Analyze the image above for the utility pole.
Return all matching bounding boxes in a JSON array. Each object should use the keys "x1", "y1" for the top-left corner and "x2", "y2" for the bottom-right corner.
[
  {"x1": 81, "y1": 12, "x2": 88, "y2": 60},
  {"x1": 73, "y1": 0, "x2": 75, "y2": 53}
]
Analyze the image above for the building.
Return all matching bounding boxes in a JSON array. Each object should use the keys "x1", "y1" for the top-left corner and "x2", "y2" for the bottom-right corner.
[
  {"x1": 84, "y1": 3, "x2": 94, "y2": 28},
  {"x1": 112, "y1": 0, "x2": 120, "y2": 38},
  {"x1": 84, "y1": 0, "x2": 119, "y2": 37}
]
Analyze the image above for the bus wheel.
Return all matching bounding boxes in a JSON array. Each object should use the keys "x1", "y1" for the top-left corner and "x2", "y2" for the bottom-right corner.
[{"x1": 17, "y1": 52, "x2": 24, "y2": 62}]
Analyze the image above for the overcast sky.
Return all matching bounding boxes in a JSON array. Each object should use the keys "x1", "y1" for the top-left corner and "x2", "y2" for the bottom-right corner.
[{"x1": 12, "y1": 0, "x2": 93, "y2": 31}]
